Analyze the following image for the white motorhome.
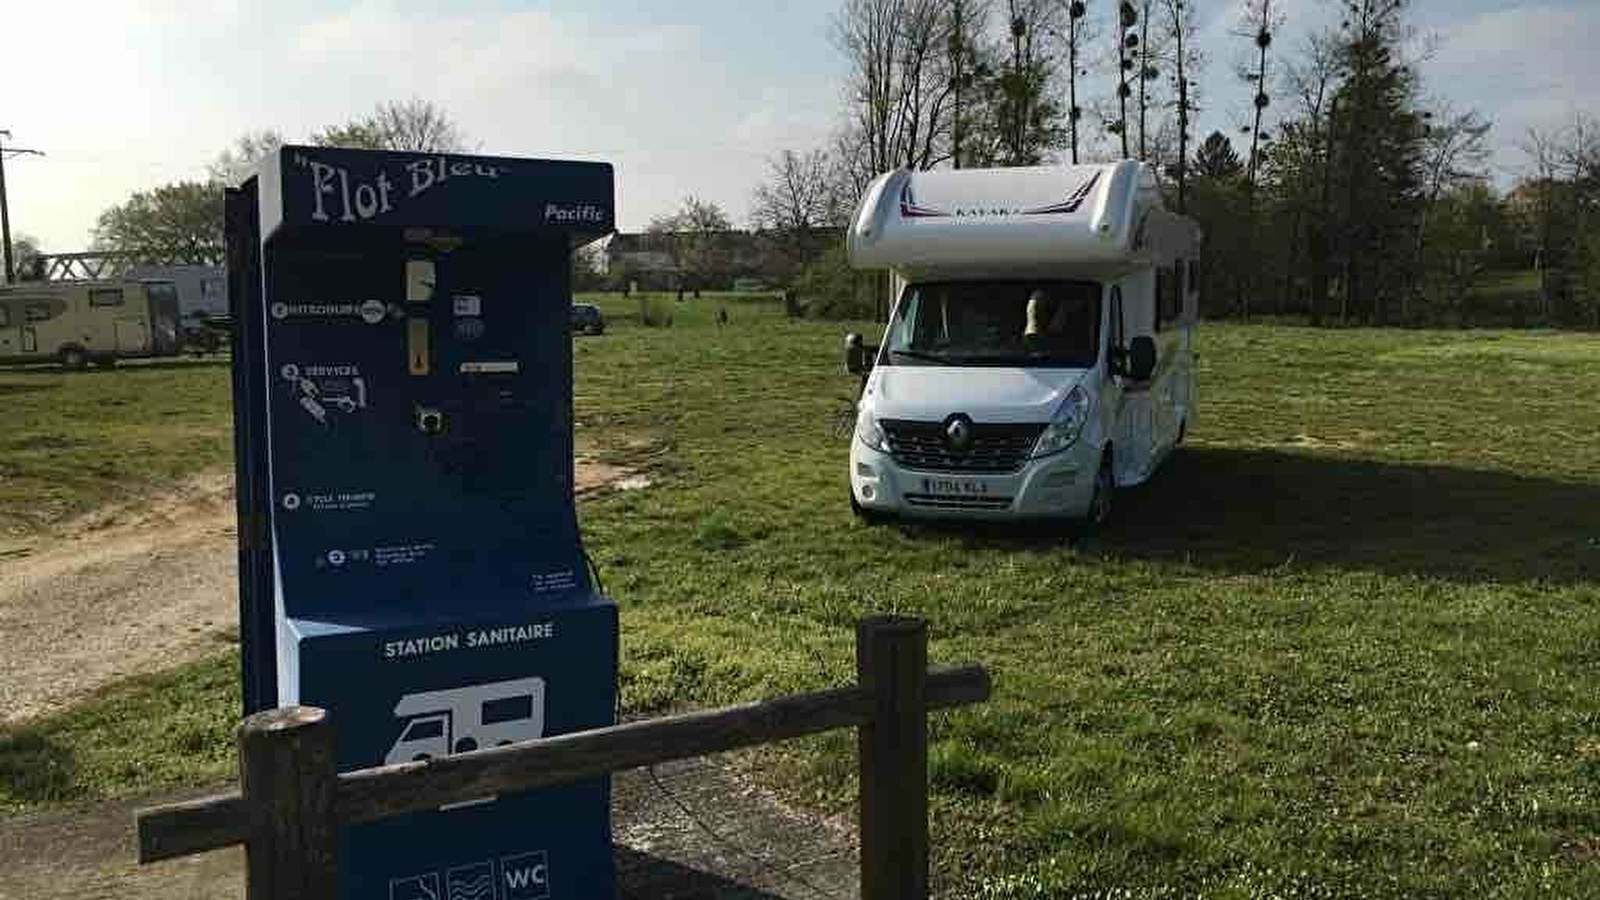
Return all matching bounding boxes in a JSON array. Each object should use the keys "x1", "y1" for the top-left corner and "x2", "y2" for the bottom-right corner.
[
  {"x1": 844, "y1": 160, "x2": 1201, "y2": 527},
  {"x1": 0, "y1": 279, "x2": 182, "y2": 368},
  {"x1": 385, "y1": 677, "x2": 546, "y2": 764}
]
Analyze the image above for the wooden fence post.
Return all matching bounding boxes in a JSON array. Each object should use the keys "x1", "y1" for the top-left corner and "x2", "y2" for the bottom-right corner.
[
  {"x1": 239, "y1": 706, "x2": 340, "y2": 900},
  {"x1": 857, "y1": 615, "x2": 929, "y2": 900}
]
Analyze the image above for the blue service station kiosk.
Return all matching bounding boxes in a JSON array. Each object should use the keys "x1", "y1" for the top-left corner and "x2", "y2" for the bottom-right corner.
[{"x1": 226, "y1": 146, "x2": 618, "y2": 900}]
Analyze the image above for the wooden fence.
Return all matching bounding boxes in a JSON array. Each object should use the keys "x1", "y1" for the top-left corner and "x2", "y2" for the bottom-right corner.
[{"x1": 135, "y1": 615, "x2": 990, "y2": 900}]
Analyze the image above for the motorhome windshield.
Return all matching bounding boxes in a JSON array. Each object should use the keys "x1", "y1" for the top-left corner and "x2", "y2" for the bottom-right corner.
[{"x1": 882, "y1": 280, "x2": 1101, "y2": 368}]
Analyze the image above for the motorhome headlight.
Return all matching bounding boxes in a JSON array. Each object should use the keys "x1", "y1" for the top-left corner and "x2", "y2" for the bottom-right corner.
[
  {"x1": 855, "y1": 407, "x2": 891, "y2": 454},
  {"x1": 1031, "y1": 385, "x2": 1091, "y2": 458}
]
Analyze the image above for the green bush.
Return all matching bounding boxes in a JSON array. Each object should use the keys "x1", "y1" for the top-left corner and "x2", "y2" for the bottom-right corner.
[{"x1": 793, "y1": 243, "x2": 875, "y2": 320}]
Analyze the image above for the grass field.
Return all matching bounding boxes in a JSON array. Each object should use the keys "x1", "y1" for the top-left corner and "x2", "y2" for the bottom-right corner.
[
  {"x1": 0, "y1": 358, "x2": 233, "y2": 538},
  {"x1": 4, "y1": 294, "x2": 1600, "y2": 898}
]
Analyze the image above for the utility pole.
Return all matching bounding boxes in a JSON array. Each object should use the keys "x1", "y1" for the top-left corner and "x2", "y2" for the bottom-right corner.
[{"x1": 0, "y1": 130, "x2": 46, "y2": 285}]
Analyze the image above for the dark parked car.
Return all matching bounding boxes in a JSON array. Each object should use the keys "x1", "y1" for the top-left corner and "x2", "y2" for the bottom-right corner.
[{"x1": 571, "y1": 303, "x2": 605, "y2": 335}]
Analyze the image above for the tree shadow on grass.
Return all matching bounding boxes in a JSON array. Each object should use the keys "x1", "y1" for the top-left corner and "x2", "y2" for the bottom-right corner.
[
  {"x1": 0, "y1": 725, "x2": 80, "y2": 807},
  {"x1": 1112, "y1": 447, "x2": 1598, "y2": 586},
  {"x1": 905, "y1": 447, "x2": 1598, "y2": 586}
]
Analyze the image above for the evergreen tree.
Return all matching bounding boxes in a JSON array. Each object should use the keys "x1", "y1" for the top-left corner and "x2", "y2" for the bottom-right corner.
[
  {"x1": 1330, "y1": 0, "x2": 1425, "y2": 324},
  {"x1": 1193, "y1": 131, "x2": 1244, "y2": 180}
]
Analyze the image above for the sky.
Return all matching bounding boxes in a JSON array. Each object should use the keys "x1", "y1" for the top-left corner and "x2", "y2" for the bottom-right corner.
[{"x1": 2, "y1": 0, "x2": 1596, "y2": 254}]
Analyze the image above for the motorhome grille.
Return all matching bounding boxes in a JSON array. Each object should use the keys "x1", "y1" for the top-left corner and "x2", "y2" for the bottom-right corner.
[
  {"x1": 904, "y1": 493, "x2": 1015, "y2": 511},
  {"x1": 881, "y1": 420, "x2": 1045, "y2": 473}
]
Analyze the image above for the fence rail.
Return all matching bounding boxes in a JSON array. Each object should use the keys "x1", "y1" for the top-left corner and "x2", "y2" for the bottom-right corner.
[{"x1": 135, "y1": 616, "x2": 990, "y2": 900}]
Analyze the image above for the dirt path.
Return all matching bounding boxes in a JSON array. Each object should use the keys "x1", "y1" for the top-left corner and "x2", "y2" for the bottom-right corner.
[
  {"x1": 0, "y1": 458, "x2": 638, "y2": 726},
  {"x1": 0, "y1": 474, "x2": 240, "y2": 725}
]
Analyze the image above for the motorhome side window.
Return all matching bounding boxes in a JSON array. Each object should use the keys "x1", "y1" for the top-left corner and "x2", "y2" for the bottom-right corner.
[
  {"x1": 25, "y1": 302, "x2": 56, "y2": 323},
  {"x1": 882, "y1": 280, "x2": 1101, "y2": 369},
  {"x1": 90, "y1": 288, "x2": 125, "y2": 307}
]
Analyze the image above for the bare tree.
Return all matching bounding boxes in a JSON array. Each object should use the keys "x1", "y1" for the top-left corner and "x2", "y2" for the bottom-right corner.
[
  {"x1": 210, "y1": 130, "x2": 285, "y2": 184},
  {"x1": 1160, "y1": 0, "x2": 1201, "y2": 207},
  {"x1": 1058, "y1": 1, "x2": 1100, "y2": 164},
  {"x1": 1271, "y1": 30, "x2": 1343, "y2": 321},
  {"x1": 835, "y1": 0, "x2": 962, "y2": 321},
  {"x1": 1563, "y1": 112, "x2": 1600, "y2": 187},
  {"x1": 1411, "y1": 102, "x2": 1491, "y2": 319},
  {"x1": 751, "y1": 149, "x2": 849, "y2": 234},
  {"x1": 1114, "y1": 2, "x2": 1138, "y2": 158},
  {"x1": 751, "y1": 148, "x2": 849, "y2": 282},
  {"x1": 1549, "y1": 113, "x2": 1600, "y2": 326},
  {"x1": 1520, "y1": 125, "x2": 1563, "y2": 317},
  {"x1": 834, "y1": 0, "x2": 958, "y2": 181},
  {"x1": 1234, "y1": 0, "x2": 1282, "y2": 318},
  {"x1": 311, "y1": 99, "x2": 468, "y2": 153},
  {"x1": 648, "y1": 196, "x2": 733, "y2": 293},
  {"x1": 1134, "y1": 0, "x2": 1174, "y2": 161},
  {"x1": 1283, "y1": 31, "x2": 1341, "y2": 125},
  {"x1": 1419, "y1": 104, "x2": 1492, "y2": 211},
  {"x1": 1570, "y1": 114, "x2": 1600, "y2": 328},
  {"x1": 1236, "y1": 0, "x2": 1281, "y2": 197}
]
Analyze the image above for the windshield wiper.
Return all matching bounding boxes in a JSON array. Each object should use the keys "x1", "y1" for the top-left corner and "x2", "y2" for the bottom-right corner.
[{"x1": 889, "y1": 348, "x2": 949, "y2": 363}]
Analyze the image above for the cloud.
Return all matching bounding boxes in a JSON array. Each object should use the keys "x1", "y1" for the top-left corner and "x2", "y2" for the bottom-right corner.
[
  {"x1": 5, "y1": 0, "x2": 841, "y2": 249},
  {"x1": 272, "y1": 1, "x2": 833, "y2": 229},
  {"x1": 1426, "y1": 2, "x2": 1600, "y2": 178}
]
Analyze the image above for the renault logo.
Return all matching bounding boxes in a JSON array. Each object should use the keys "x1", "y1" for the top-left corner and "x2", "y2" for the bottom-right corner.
[{"x1": 944, "y1": 415, "x2": 974, "y2": 451}]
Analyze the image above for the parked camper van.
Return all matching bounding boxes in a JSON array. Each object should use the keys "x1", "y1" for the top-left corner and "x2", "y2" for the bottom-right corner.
[
  {"x1": 0, "y1": 279, "x2": 182, "y2": 368},
  {"x1": 844, "y1": 160, "x2": 1201, "y2": 527}
]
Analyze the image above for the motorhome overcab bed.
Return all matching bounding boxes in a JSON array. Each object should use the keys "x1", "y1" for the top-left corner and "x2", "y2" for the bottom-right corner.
[{"x1": 844, "y1": 160, "x2": 1201, "y2": 527}]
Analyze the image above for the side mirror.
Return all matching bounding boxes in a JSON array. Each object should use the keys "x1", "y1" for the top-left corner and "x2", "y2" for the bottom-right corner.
[
  {"x1": 844, "y1": 332, "x2": 872, "y2": 375},
  {"x1": 1128, "y1": 335, "x2": 1157, "y2": 381}
]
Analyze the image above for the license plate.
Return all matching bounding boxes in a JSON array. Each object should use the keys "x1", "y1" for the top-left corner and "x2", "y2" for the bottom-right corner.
[{"x1": 921, "y1": 477, "x2": 990, "y2": 497}]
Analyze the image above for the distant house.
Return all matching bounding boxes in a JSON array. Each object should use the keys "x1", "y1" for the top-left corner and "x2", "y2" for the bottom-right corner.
[
  {"x1": 603, "y1": 233, "x2": 682, "y2": 290},
  {"x1": 605, "y1": 228, "x2": 842, "y2": 291}
]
